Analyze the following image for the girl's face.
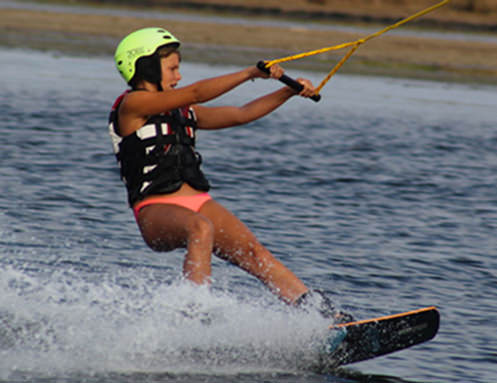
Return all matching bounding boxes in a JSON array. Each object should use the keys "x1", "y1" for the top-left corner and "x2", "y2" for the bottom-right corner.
[{"x1": 160, "y1": 52, "x2": 182, "y2": 90}]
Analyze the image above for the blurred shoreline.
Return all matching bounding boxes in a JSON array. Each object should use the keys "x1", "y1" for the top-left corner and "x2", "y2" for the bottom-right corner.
[
  {"x1": 1, "y1": 0, "x2": 497, "y2": 84},
  {"x1": 113, "y1": 0, "x2": 497, "y2": 32}
]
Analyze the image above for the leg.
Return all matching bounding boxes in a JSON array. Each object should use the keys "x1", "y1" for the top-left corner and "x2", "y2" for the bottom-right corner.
[
  {"x1": 199, "y1": 199, "x2": 309, "y2": 304},
  {"x1": 136, "y1": 204, "x2": 214, "y2": 284}
]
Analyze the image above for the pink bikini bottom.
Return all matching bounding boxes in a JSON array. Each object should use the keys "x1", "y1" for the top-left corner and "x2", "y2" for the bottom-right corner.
[{"x1": 133, "y1": 193, "x2": 212, "y2": 220}]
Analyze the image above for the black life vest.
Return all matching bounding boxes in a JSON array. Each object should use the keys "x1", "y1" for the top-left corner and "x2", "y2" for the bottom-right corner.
[{"x1": 108, "y1": 92, "x2": 210, "y2": 206}]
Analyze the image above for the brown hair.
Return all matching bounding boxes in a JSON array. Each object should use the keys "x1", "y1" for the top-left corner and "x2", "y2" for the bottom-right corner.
[{"x1": 129, "y1": 45, "x2": 180, "y2": 89}]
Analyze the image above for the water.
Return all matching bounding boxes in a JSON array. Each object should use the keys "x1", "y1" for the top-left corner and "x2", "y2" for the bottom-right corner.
[{"x1": 1, "y1": 46, "x2": 497, "y2": 383}]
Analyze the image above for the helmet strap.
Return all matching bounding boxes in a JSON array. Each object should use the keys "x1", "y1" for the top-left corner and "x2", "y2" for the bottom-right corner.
[{"x1": 155, "y1": 53, "x2": 163, "y2": 91}]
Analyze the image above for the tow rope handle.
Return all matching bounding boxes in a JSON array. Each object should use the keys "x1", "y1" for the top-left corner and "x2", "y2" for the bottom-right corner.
[{"x1": 256, "y1": 61, "x2": 321, "y2": 102}]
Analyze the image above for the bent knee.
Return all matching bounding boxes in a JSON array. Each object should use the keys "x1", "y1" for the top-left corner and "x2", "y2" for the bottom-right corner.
[
  {"x1": 138, "y1": 211, "x2": 214, "y2": 252},
  {"x1": 187, "y1": 215, "x2": 215, "y2": 244}
]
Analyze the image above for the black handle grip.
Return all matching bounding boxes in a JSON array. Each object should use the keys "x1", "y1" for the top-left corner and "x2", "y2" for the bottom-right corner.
[{"x1": 256, "y1": 61, "x2": 321, "y2": 102}]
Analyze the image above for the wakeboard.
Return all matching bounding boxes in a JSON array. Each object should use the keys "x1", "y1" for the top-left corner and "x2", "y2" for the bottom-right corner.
[{"x1": 319, "y1": 306, "x2": 440, "y2": 369}]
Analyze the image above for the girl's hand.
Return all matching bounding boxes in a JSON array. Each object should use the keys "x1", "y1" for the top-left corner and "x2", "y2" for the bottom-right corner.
[
  {"x1": 250, "y1": 64, "x2": 318, "y2": 99},
  {"x1": 267, "y1": 64, "x2": 284, "y2": 79},
  {"x1": 295, "y1": 78, "x2": 317, "y2": 98},
  {"x1": 250, "y1": 63, "x2": 285, "y2": 80}
]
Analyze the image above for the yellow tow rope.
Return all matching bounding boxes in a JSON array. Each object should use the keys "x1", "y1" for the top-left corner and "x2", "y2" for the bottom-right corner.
[{"x1": 263, "y1": 0, "x2": 450, "y2": 95}]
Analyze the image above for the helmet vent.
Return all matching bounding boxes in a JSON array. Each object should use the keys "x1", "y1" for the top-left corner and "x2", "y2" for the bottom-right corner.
[{"x1": 163, "y1": 36, "x2": 171, "y2": 40}]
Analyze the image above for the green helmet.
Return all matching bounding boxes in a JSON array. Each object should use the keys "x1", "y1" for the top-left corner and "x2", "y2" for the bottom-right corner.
[{"x1": 114, "y1": 27, "x2": 181, "y2": 83}]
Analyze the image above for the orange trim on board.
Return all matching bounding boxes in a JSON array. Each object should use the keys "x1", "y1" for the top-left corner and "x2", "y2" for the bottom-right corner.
[{"x1": 330, "y1": 306, "x2": 438, "y2": 329}]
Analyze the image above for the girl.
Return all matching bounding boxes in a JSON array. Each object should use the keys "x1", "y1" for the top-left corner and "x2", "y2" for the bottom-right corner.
[{"x1": 109, "y1": 27, "x2": 341, "y2": 317}]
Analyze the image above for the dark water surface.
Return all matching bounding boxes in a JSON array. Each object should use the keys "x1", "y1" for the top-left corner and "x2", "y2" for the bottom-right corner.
[{"x1": 1, "y1": 48, "x2": 497, "y2": 383}]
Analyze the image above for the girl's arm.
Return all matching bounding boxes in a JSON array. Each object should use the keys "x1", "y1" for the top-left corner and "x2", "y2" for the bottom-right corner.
[
  {"x1": 121, "y1": 66, "x2": 266, "y2": 118},
  {"x1": 194, "y1": 78, "x2": 315, "y2": 130}
]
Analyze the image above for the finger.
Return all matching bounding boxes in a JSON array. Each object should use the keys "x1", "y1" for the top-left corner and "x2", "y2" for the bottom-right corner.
[{"x1": 269, "y1": 64, "x2": 284, "y2": 79}]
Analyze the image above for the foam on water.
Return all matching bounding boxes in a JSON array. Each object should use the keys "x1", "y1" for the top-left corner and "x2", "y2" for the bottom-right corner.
[{"x1": 0, "y1": 264, "x2": 328, "y2": 379}]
